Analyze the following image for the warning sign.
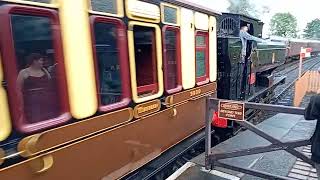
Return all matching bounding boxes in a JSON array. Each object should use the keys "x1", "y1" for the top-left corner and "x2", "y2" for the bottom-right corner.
[{"x1": 218, "y1": 101, "x2": 245, "y2": 121}]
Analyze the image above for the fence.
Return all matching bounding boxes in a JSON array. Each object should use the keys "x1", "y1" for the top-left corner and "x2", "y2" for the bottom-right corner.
[
  {"x1": 294, "y1": 70, "x2": 320, "y2": 106},
  {"x1": 205, "y1": 98, "x2": 312, "y2": 180}
]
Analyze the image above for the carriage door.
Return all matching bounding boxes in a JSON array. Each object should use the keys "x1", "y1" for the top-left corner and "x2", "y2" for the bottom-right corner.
[{"x1": 126, "y1": 0, "x2": 164, "y2": 103}]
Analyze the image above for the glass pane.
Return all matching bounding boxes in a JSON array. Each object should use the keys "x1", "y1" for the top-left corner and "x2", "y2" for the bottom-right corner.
[
  {"x1": 24, "y1": 0, "x2": 51, "y2": 3},
  {"x1": 93, "y1": 22, "x2": 122, "y2": 105},
  {"x1": 11, "y1": 14, "x2": 61, "y2": 124},
  {"x1": 91, "y1": 0, "x2": 117, "y2": 14},
  {"x1": 196, "y1": 51, "x2": 206, "y2": 77},
  {"x1": 133, "y1": 26, "x2": 158, "y2": 94},
  {"x1": 196, "y1": 34, "x2": 208, "y2": 78},
  {"x1": 196, "y1": 35, "x2": 206, "y2": 46},
  {"x1": 164, "y1": 6, "x2": 177, "y2": 24},
  {"x1": 165, "y1": 30, "x2": 178, "y2": 90}
]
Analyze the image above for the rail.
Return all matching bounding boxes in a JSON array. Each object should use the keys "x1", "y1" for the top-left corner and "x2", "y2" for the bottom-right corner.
[{"x1": 205, "y1": 98, "x2": 312, "y2": 180}]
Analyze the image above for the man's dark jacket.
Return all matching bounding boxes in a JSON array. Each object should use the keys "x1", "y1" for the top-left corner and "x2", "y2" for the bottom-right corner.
[{"x1": 305, "y1": 95, "x2": 320, "y2": 163}]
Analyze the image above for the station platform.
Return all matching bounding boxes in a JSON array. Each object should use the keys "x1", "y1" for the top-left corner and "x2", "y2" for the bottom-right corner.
[{"x1": 168, "y1": 108, "x2": 318, "y2": 179}]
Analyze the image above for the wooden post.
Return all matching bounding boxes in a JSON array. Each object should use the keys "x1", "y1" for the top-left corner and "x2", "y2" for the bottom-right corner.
[{"x1": 299, "y1": 47, "x2": 304, "y2": 78}]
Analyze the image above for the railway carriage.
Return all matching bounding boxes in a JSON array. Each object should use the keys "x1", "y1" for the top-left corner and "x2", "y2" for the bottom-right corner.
[
  {"x1": 308, "y1": 40, "x2": 320, "y2": 56},
  {"x1": 270, "y1": 36, "x2": 320, "y2": 60},
  {"x1": 0, "y1": 0, "x2": 318, "y2": 179},
  {"x1": 288, "y1": 39, "x2": 309, "y2": 59},
  {"x1": 0, "y1": 0, "x2": 219, "y2": 179}
]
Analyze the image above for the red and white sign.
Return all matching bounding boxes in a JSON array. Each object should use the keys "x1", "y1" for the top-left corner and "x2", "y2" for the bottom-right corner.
[
  {"x1": 300, "y1": 47, "x2": 312, "y2": 58},
  {"x1": 299, "y1": 47, "x2": 312, "y2": 77}
]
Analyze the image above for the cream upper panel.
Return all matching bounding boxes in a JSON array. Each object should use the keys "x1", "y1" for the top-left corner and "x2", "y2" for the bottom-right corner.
[
  {"x1": 180, "y1": 8, "x2": 195, "y2": 89},
  {"x1": 195, "y1": 12, "x2": 209, "y2": 31},
  {"x1": 0, "y1": 54, "x2": 11, "y2": 141},
  {"x1": 209, "y1": 16, "x2": 217, "y2": 82},
  {"x1": 126, "y1": 0, "x2": 160, "y2": 23},
  {"x1": 58, "y1": 0, "x2": 98, "y2": 119},
  {"x1": 1, "y1": 0, "x2": 58, "y2": 7}
]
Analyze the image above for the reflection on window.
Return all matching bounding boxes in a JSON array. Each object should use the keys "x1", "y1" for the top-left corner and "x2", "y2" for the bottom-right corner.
[
  {"x1": 91, "y1": 0, "x2": 117, "y2": 14},
  {"x1": 195, "y1": 32, "x2": 208, "y2": 79},
  {"x1": 164, "y1": 29, "x2": 178, "y2": 90},
  {"x1": 196, "y1": 51, "x2": 206, "y2": 77},
  {"x1": 133, "y1": 26, "x2": 158, "y2": 96},
  {"x1": 24, "y1": 0, "x2": 51, "y2": 3},
  {"x1": 196, "y1": 36, "x2": 206, "y2": 46},
  {"x1": 163, "y1": 6, "x2": 177, "y2": 24},
  {"x1": 93, "y1": 22, "x2": 122, "y2": 105},
  {"x1": 11, "y1": 14, "x2": 61, "y2": 124}
]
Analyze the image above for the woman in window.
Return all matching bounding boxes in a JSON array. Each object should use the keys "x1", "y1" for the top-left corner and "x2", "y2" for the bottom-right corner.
[{"x1": 16, "y1": 53, "x2": 58, "y2": 123}]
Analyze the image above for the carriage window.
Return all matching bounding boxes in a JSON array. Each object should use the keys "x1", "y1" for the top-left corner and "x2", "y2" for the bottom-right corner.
[
  {"x1": 91, "y1": 0, "x2": 117, "y2": 14},
  {"x1": 163, "y1": 27, "x2": 181, "y2": 93},
  {"x1": 133, "y1": 26, "x2": 158, "y2": 96},
  {"x1": 11, "y1": 14, "x2": 62, "y2": 124},
  {"x1": 195, "y1": 32, "x2": 209, "y2": 83},
  {"x1": 163, "y1": 5, "x2": 177, "y2": 25},
  {"x1": 93, "y1": 22, "x2": 122, "y2": 105}
]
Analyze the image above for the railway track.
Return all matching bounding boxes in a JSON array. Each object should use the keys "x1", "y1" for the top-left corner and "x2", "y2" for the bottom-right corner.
[
  {"x1": 273, "y1": 57, "x2": 320, "y2": 102},
  {"x1": 253, "y1": 57, "x2": 320, "y2": 124},
  {"x1": 124, "y1": 57, "x2": 320, "y2": 180}
]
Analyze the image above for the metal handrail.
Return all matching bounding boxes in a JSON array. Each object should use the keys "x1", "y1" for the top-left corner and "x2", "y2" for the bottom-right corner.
[{"x1": 205, "y1": 98, "x2": 312, "y2": 180}]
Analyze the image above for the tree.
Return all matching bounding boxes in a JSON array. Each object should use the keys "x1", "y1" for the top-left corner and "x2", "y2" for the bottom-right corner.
[
  {"x1": 227, "y1": 0, "x2": 257, "y2": 17},
  {"x1": 270, "y1": 13, "x2": 298, "y2": 38},
  {"x1": 303, "y1": 19, "x2": 320, "y2": 39}
]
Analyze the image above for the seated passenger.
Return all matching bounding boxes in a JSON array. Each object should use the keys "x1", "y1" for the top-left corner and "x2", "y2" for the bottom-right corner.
[
  {"x1": 16, "y1": 53, "x2": 59, "y2": 123},
  {"x1": 304, "y1": 95, "x2": 320, "y2": 177}
]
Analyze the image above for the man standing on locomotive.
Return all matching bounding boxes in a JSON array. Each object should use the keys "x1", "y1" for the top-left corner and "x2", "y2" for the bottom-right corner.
[{"x1": 239, "y1": 25, "x2": 265, "y2": 62}]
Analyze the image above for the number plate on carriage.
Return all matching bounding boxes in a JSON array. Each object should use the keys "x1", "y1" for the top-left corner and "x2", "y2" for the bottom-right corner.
[{"x1": 218, "y1": 101, "x2": 245, "y2": 121}]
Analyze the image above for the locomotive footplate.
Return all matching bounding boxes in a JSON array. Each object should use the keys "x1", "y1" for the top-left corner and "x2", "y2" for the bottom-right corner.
[{"x1": 256, "y1": 72, "x2": 274, "y2": 87}]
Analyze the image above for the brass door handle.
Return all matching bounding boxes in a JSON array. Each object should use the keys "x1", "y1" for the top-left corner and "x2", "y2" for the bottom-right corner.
[
  {"x1": 0, "y1": 148, "x2": 4, "y2": 165},
  {"x1": 30, "y1": 155, "x2": 54, "y2": 173},
  {"x1": 18, "y1": 133, "x2": 42, "y2": 157},
  {"x1": 171, "y1": 108, "x2": 177, "y2": 117}
]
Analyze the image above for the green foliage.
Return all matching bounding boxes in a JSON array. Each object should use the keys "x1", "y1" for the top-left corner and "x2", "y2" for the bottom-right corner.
[
  {"x1": 270, "y1": 13, "x2": 298, "y2": 38},
  {"x1": 303, "y1": 19, "x2": 320, "y2": 39},
  {"x1": 227, "y1": 0, "x2": 257, "y2": 17}
]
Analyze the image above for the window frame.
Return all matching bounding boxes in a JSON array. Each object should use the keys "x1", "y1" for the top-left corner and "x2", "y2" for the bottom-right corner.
[
  {"x1": 160, "y1": 2, "x2": 180, "y2": 26},
  {"x1": 89, "y1": 0, "x2": 124, "y2": 18},
  {"x1": 0, "y1": 5, "x2": 71, "y2": 133},
  {"x1": 90, "y1": 15, "x2": 131, "y2": 112},
  {"x1": 162, "y1": 25, "x2": 182, "y2": 94},
  {"x1": 1, "y1": 0, "x2": 58, "y2": 8},
  {"x1": 134, "y1": 26, "x2": 158, "y2": 94},
  {"x1": 128, "y1": 21, "x2": 164, "y2": 104},
  {"x1": 195, "y1": 30, "x2": 210, "y2": 85}
]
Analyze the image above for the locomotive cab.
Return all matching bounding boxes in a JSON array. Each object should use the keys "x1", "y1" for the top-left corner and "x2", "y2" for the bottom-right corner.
[
  {"x1": 217, "y1": 13, "x2": 263, "y2": 101},
  {"x1": 217, "y1": 13, "x2": 286, "y2": 101}
]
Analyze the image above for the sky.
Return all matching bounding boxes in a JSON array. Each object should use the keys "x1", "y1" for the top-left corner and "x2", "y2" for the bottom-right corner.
[{"x1": 186, "y1": 0, "x2": 320, "y2": 37}]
